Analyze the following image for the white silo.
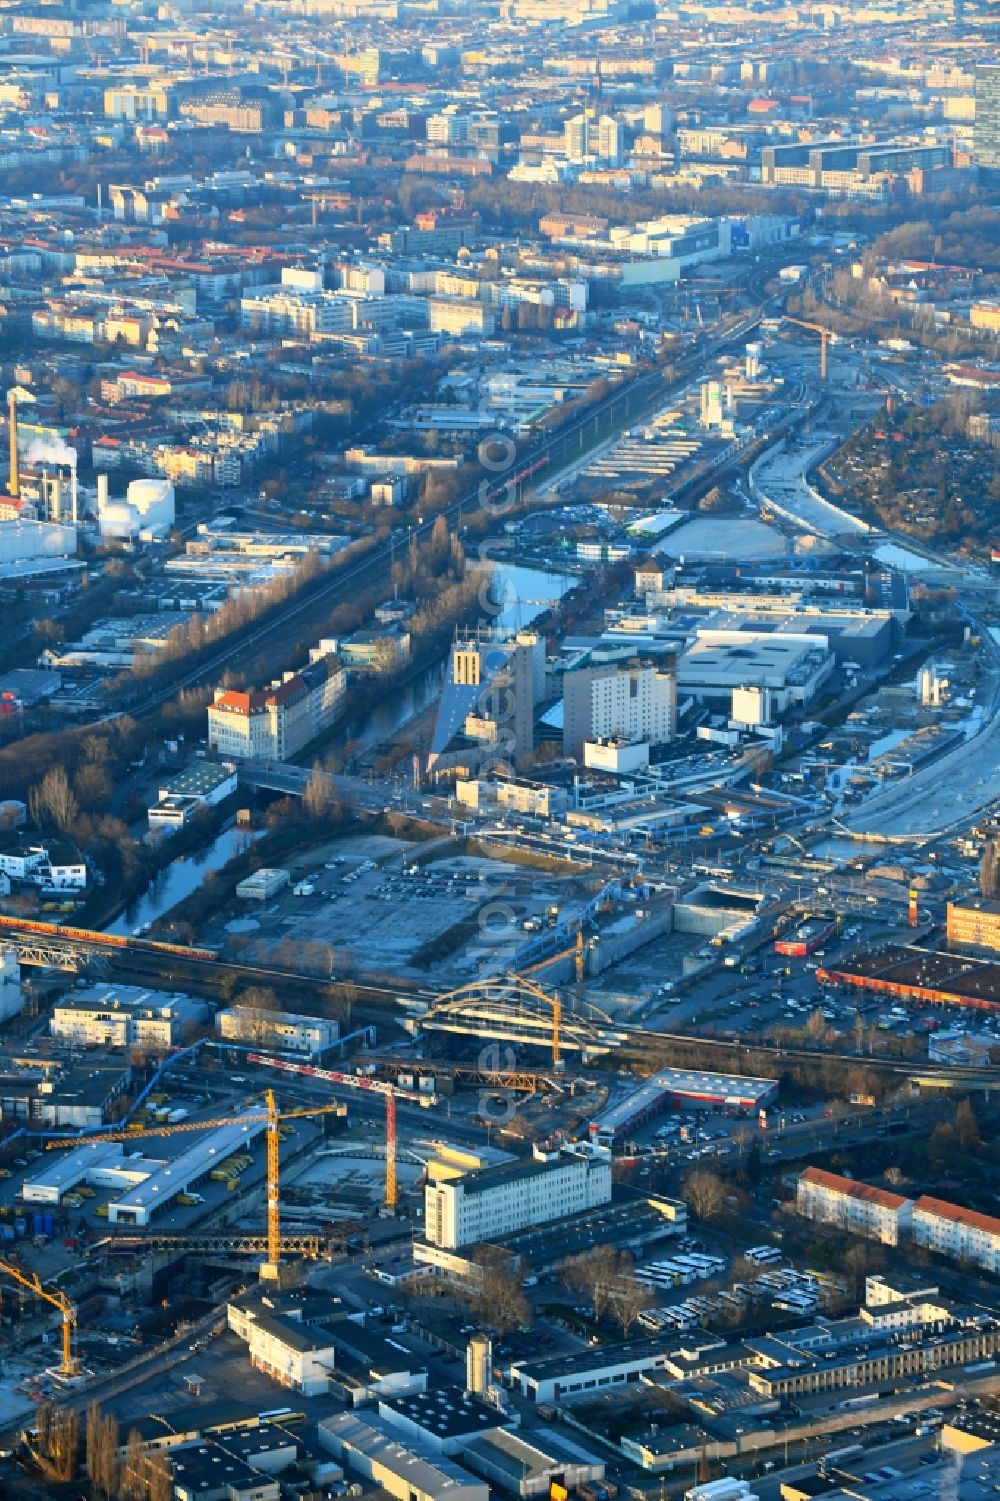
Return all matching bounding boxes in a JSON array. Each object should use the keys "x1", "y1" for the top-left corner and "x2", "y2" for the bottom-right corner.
[{"x1": 466, "y1": 1334, "x2": 492, "y2": 1394}]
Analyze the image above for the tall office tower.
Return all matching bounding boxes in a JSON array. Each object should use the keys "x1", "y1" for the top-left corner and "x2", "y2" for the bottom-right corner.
[
  {"x1": 597, "y1": 114, "x2": 622, "y2": 164},
  {"x1": 564, "y1": 112, "x2": 589, "y2": 162},
  {"x1": 643, "y1": 101, "x2": 673, "y2": 141},
  {"x1": 975, "y1": 64, "x2": 1000, "y2": 176},
  {"x1": 562, "y1": 658, "x2": 677, "y2": 759},
  {"x1": 430, "y1": 628, "x2": 545, "y2": 769}
]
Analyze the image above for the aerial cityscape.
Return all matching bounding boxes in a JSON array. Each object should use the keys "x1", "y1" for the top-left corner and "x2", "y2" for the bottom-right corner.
[{"x1": 5, "y1": 1, "x2": 1000, "y2": 1500}]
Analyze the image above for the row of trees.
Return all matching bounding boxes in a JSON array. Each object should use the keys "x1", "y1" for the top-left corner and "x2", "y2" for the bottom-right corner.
[
  {"x1": 561, "y1": 1246, "x2": 652, "y2": 1337},
  {"x1": 33, "y1": 1400, "x2": 171, "y2": 1499}
]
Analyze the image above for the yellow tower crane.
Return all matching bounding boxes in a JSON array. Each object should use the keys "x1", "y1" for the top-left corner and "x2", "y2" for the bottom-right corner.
[
  {"x1": 47, "y1": 1093, "x2": 347, "y2": 1278},
  {"x1": 783, "y1": 315, "x2": 833, "y2": 381},
  {"x1": 0, "y1": 1262, "x2": 75, "y2": 1375},
  {"x1": 47, "y1": 1065, "x2": 430, "y2": 1269}
]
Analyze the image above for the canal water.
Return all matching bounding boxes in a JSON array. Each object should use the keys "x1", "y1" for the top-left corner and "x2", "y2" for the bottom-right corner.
[
  {"x1": 106, "y1": 561, "x2": 575, "y2": 932},
  {"x1": 344, "y1": 560, "x2": 575, "y2": 754},
  {"x1": 107, "y1": 823, "x2": 255, "y2": 936}
]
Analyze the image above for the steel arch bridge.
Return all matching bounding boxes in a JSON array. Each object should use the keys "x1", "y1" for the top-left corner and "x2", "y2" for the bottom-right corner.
[{"x1": 419, "y1": 974, "x2": 613, "y2": 1061}]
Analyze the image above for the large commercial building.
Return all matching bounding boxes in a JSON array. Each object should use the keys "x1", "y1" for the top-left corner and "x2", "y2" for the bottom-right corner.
[
  {"x1": 975, "y1": 64, "x2": 1000, "y2": 176},
  {"x1": 207, "y1": 655, "x2": 345, "y2": 760},
  {"x1": 590, "y1": 1067, "x2": 778, "y2": 1145},
  {"x1": 762, "y1": 138, "x2": 954, "y2": 193},
  {"x1": 677, "y1": 629, "x2": 834, "y2": 710},
  {"x1": 912, "y1": 1197, "x2": 1000, "y2": 1275},
  {"x1": 817, "y1": 945, "x2": 1000, "y2": 1013},
  {"x1": 423, "y1": 1141, "x2": 612, "y2": 1250},
  {"x1": 562, "y1": 659, "x2": 676, "y2": 760},
  {"x1": 795, "y1": 1166, "x2": 912, "y2": 1246}
]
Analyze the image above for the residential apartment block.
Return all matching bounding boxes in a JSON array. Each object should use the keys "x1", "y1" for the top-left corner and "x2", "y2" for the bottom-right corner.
[
  {"x1": 207, "y1": 655, "x2": 345, "y2": 760},
  {"x1": 912, "y1": 1196, "x2": 1000, "y2": 1275},
  {"x1": 423, "y1": 1141, "x2": 612, "y2": 1249},
  {"x1": 795, "y1": 1166, "x2": 912, "y2": 1245}
]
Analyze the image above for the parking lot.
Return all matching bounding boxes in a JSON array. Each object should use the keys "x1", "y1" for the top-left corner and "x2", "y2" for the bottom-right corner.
[{"x1": 203, "y1": 835, "x2": 594, "y2": 981}]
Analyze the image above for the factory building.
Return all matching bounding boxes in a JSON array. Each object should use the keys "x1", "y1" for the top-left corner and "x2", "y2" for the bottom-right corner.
[
  {"x1": 216, "y1": 1005, "x2": 339, "y2": 1056},
  {"x1": 319, "y1": 1412, "x2": 489, "y2": 1501},
  {"x1": 23, "y1": 1141, "x2": 131, "y2": 1204},
  {"x1": 746, "y1": 1323, "x2": 1000, "y2": 1399},
  {"x1": 147, "y1": 761, "x2": 238, "y2": 829},
  {"x1": 96, "y1": 474, "x2": 175, "y2": 540},
  {"x1": 423, "y1": 1141, "x2": 612, "y2": 1250},
  {"x1": 107, "y1": 1116, "x2": 267, "y2": 1225},
  {"x1": 509, "y1": 1333, "x2": 691, "y2": 1405},
  {"x1": 589, "y1": 1067, "x2": 778, "y2": 1145},
  {"x1": 795, "y1": 1166, "x2": 912, "y2": 1246}
]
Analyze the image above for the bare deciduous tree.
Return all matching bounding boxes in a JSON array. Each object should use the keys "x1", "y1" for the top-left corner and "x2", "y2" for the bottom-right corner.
[
  {"x1": 29, "y1": 765, "x2": 79, "y2": 833},
  {"x1": 683, "y1": 1167, "x2": 728, "y2": 1222}
]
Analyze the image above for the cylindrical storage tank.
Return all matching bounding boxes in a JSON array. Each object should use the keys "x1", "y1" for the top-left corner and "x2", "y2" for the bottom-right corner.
[
  {"x1": 466, "y1": 1334, "x2": 492, "y2": 1395},
  {"x1": 126, "y1": 477, "x2": 175, "y2": 532}
]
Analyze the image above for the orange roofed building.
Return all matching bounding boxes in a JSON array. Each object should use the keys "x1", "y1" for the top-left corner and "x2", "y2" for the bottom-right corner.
[
  {"x1": 913, "y1": 1196, "x2": 1000, "y2": 1274},
  {"x1": 795, "y1": 1165, "x2": 912, "y2": 1245},
  {"x1": 207, "y1": 654, "x2": 345, "y2": 762}
]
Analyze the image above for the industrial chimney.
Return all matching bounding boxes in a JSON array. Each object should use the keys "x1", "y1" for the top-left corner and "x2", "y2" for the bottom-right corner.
[{"x1": 7, "y1": 390, "x2": 18, "y2": 500}]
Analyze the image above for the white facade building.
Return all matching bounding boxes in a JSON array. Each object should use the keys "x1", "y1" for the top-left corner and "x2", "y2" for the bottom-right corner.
[
  {"x1": 796, "y1": 1167, "x2": 912, "y2": 1246},
  {"x1": 424, "y1": 1141, "x2": 612, "y2": 1250},
  {"x1": 51, "y1": 984, "x2": 207, "y2": 1050},
  {"x1": 563, "y1": 660, "x2": 676, "y2": 759},
  {"x1": 217, "y1": 1005, "x2": 338, "y2": 1055},
  {"x1": 228, "y1": 1303, "x2": 336, "y2": 1396},
  {"x1": 207, "y1": 656, "x2": 346, "y2": 761},
  {"x1": 912, "y1": 1197, "x2": 1000, "y2": 1274}
]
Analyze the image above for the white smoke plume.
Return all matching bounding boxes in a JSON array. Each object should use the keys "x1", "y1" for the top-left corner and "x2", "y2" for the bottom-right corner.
[{"x1": 24, "y1": 437, "x2": 77, "y2": 469}]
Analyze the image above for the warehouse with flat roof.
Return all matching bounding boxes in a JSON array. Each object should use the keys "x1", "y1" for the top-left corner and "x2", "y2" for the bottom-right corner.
[
  {"x1": 23, "y1": 1140, "x2": 125, "y2": 1204},
  {"x1": 108, "y1": 1116, "x2": 267, "y2": 1225}
]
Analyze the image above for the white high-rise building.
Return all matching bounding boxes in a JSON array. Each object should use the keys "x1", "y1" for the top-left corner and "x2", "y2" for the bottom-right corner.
[
  {"x1": 564, "y1": 113, "x2": 589, "y2": 162},
  {"x1": 562, "y1": 658, "x2": 676, "y2": 759},
  {"x1": 597, "y1": 114, "x2": 622, "y2": 164},
  {"x1": 424, "y1": 1141, "x2": 612, "y2": 1249}
]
